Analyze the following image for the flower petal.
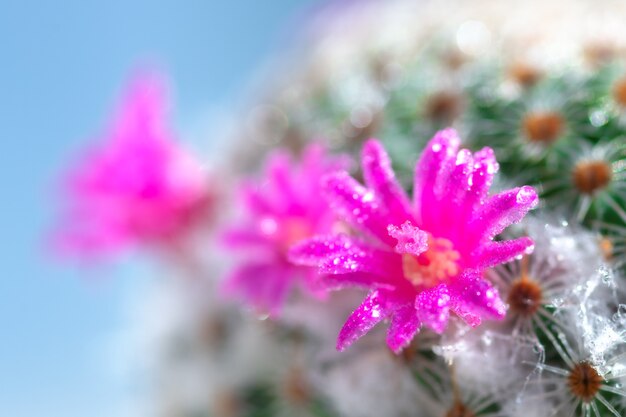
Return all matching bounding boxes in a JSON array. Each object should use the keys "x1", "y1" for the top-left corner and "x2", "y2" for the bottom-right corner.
[
  {"x1": 266, "y1": 151, "x2": 302, "y2": 216},
  {"x1": 451, "y1": 307, "x2": 482, "y2": 328},
  {"x1": 221, "y1": 263, "x2": 292, "y2": 317},
  {"x1": 241, "y1": 181, "x2": 275, "y2": 216},
  {"x1": 415, "y1": 284, "x2": 451, "y2": 334},
  {"x1": 323, "y1": 172, "x2": 396, "y2": 246},
  {"x1": 289, "y1": 235, "x2": 403, "y2": 286},
  {"x1": 386, "y1": 304, "x2": 421, "y2": 353},
  {"x1": 472, "y1": 237, "x2": 535, "y2": 269},
  {"x1": 362, "y1": 139, "x2": 413, "y2": 223},
  {"x1": 318, "y1": 248, "x2": 401, "y2": 276},
  {"x1": 299, "y1": 143, "x2": 351, "y2": 202},
  {"x1": 464, "y1": 147, "x2": 499, "y2": 212},
  {"x1": 221, "y1": 228, "x2": 268, "y2": 249},
  {"x1": 414, "y1": 128, "x2": 461, "y2": 225},
  {"x1": 471, "y1": 186, "x2": 538, "y2": 240},
  {"x1": 288, "y1": 234, "x2": 356, "y2": 266},
  {"x1": 449, "y1": 270, "x2": 506, "y2": 321},
  {"x1": 428, "y1": 149, "x2": 473, "y2": 238},
  {"x1": 337, "y1": 290, "x2": 391, "y2": 351},
  {"x1": 112, "y1": 72, "x2": 168, "y2": 143},
  {"x1": 299, "y1": 269, "x2": 329, "y2": 301},
  {"x1": 322, "y1": 272, "x2": 396, "y2": 291}
]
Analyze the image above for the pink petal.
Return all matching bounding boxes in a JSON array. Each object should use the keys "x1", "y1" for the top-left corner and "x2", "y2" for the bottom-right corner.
[
  {"x1": 464, "y1": 147, "x2": 499, "y2": 212},
  {"x1": 266, "y1": 151, "x2": 302, "y2": 216},
  {"x1": 221, "y1": 262, "x2": 292, "y2": 317},
  {"x1": 472, "y1": 236, "x2": 535, "y2": 269},
  {"x1": 471, "y1": 186, "x2": 538, "y2": 240},
  {"x1": 362, "y1": 139, "x2": 413, "y2": 223},
  {"x1": 112, "y1": 72, "x2": 168, "y2": 144},
  {"x1": 322, "y1": 272, "x2": 396, "y2": 291},
  {"x1": 300, "y1": 143, "x2": 351, "y2": 199},
  {"x1": 318, "y1": 249, "x2": 401, "y2": 276},
  {"x1": 415, "y1": 284, "x2": 451, "y2": 334},
  {"x1": 221, "y1": 228, "x2": 268, "y2": 249},
  {"x1": 323, "y1": 172, "x2": 396, "y2": 246},
  {"x1": 299, "y1": 269, "x2": 329, "y2": 301},
  {"x1": 449, "y1": 270, "x2": 506, "y2": 321},
  {"x1": 288, "y1": 234, "x2": 365, "y2": 266},
  {"x1": 427, "y1": 149, "x2": 474, "y2": 240},
  {"x1": 414, "y1": 128, "x2": 460, "y2": 225},
  {"x1": 451, "y1": 307, "x2": 482, "y2": 327},
  {"x1": 386, "y1": 304, "x2": 421, "y2": 353},
  {"x1": 445, "y1": 149, "x2": 474, "y2": 205},
  {"x1": 241, "y1": 181, "x2": 275, "y2": 216},
  {"x1": 289, "y1": 235, "x2": 403, "y2": 279},
  {"x1": 337, "y1": 290, "x2": 391, "y2": 351}
]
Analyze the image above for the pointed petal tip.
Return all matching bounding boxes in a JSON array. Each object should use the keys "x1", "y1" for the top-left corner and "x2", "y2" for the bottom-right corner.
[
  {"x1": 456, "y1": 309, "x2": 482, "y2": 327},
  {"x1": 513, "y1": 235, "x2": 535, "y2": 255},
  {"x1": 489, "y1": 295, "x2": 507, "y2": 320},
  {"x1": 321, "y1": 170, "x2": 349, "y2": 188},
  {"x1": 476, "y1": 146, "x2": 495, "y2": 157},
  {"x1": 335, "y1": 340, "x2": 348, "y2": 352},
  {"x1": 362, "y1": 139, "x2": 388, "y2": 168},
  {"x1": 482, "y1": 288, "x2": 507, "y2": 320},
  {"x1": 523, "y1": 239, "x2": 535, "y2": 255},
  {"x1": 430, "y1": 323, "x2": 448, "y2": 334},
  {"x1": 431, "y1": 127, "x2": 461, "y2": 146},
  {"x1": 363, "y1": 138, "x2": 382, "y2": 149},
  {"x1": 388, "y1": 341, "x2": 409, "y2": 355},
  {"x1": 455, "y1": 148, "x2": 473, "y2": 165},
  {"x1": 336, "y1": 328, "x2": 355, "y2": 352},
  {"x1": 286, "y1": 236, "x2": 325, "y2": 267}
]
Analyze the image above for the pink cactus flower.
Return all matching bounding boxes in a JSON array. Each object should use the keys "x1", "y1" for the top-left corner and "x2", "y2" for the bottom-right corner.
[
  {"x1": 53, "y1": 73, "x2": 214, "y2": 259},
  {"x1": 222, "y1": 144, "x2": 350, "y2": 317},
  {"x1": 289, "y1": 129, "x2": 538, "y2": 353}
]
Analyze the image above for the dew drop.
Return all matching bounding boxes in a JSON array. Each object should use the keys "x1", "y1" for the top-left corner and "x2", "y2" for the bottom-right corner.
[{"x1": 589, "y1": 110, "x2": 608, "y2": 127}]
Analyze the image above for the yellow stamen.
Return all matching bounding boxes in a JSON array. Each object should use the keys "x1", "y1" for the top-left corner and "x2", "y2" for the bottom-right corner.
[{"x1": 402, "y1": 235, "x2": 460, "y2": 288}]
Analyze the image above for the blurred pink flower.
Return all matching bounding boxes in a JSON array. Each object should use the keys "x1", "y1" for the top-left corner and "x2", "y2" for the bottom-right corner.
[
  {"x1": 53, "y1": 73, "x2": 214, "y2": 259},
  {"x1": 289, "y1": 129, "x2": 538, "y2": 353},
  {"x1": 222, "y1": 144, "x2": 350, "y2": 317}
]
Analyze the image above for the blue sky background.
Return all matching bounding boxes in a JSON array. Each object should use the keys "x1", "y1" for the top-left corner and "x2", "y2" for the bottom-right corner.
[{"x1": 0, "y1": 1, "x2": 318, "y2": 415}]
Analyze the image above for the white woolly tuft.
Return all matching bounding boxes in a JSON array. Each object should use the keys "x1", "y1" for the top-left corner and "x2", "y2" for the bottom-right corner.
[
  {"x1": 437, "y1": 321, "x2": 541, "y2": 397},
  {"x1": 313, "y1": 348, "x2": 428, "y2": 417}
]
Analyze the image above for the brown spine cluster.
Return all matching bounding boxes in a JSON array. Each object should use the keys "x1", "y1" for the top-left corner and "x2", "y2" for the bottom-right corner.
[
  {"x1": 567, "y1": 362, "x2": 603, "y2": 403},
  {"x1": 522, "y1": 111, "x2": 565, "y2": 144},
  {"x1": 572, "y1": 160, "x2": 612, "y2": 194}
]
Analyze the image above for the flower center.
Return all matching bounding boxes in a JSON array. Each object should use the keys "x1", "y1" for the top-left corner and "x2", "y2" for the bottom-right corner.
[
  {"x1": 402, "y1": 236, "x2": 460, "y2": 288},
  {"x1": 522, "y1": 111, "x2": 565, "y2": 144},
  {"x1": 282, "y1": 218, "x2": 313, "y2": 251},
  {"x1": 568, "y1": 362, "x2": 603, "y2": 403},
  {"x1": 572, "y1": 160, "x2": 613, "y2": 194},
  {"x1": 507, "y1": 278, "x2": 542, "y2": 317},
  {"x1": 260, "y1": 216, "x2": 312, "y2": 254}
]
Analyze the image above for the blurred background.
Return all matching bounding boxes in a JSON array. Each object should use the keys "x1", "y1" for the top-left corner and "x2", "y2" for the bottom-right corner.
[
  {"x1": 6, "y1": 1, "x2": 626, "y2": 416},
  {"x1": 0, "y1": 1, "x2": 317, "y2": 415}
]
